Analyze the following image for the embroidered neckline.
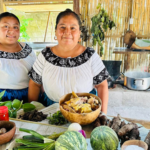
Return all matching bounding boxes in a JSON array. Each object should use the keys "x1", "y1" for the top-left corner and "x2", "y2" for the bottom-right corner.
[
  {"x1": 42, "y1": 47, "x2": 95, "y2": 67},
  {"x1": 0, "y1": 43, "x2": 32, "y2": 59}
]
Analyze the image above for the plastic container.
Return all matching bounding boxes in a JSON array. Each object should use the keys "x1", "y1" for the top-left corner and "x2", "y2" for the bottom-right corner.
[{"x1": 0, "y1": 106, "x2": 9, "y2": 121}]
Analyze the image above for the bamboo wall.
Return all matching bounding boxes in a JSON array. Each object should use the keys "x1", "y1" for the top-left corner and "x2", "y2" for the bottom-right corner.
[
  {"x1": 79, "y1": 0, "x2": 150, "y2": 72},
  {"x1": 0, "y1": 0, "x2": 5, "y2": 13}
]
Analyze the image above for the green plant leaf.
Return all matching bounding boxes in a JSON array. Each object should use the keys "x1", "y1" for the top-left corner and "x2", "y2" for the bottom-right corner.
[
  {"x1": 12, "y1": 99, "x2": 21, "y2": 109},
  {"x1": 8, "y1": 109, "x2": 12, "y2": 117},
  {"x1": 22, "y1": 103, "x2": 36, "y2": 112},
  {"x1": 0, "y1": 90, "x2": 5, "y2": 101},
  {"x1": 0, "y1": 101, "x2": 7, "y2": 106},
  {"x1": 18, "y1": 16, "x2": 33, "y2": 42},
  {"x1": 10, "y1": 110, "x2": 17, "y2": 118},
  {"x1": 4, "y1": 101, "x2": 12, "y2": 109},
  {"x1": 96, "y1": 3, "x2": 101, "y2": 9},
  {"x1": 91, "y1": 5, "x2": 116, "y2": 57}
]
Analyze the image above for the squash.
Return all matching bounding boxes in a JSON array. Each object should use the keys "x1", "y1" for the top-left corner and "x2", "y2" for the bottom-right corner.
[
  {"x1": 55, "y1": 131, "x2": 87, "y2": 150},
  {"x1": 90, "y1": 126, "x2": 119, "y2": 150}
]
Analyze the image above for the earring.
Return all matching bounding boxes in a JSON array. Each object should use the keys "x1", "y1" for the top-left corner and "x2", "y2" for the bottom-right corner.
[
  {"x1": 78, "y1": 37, "x2": 81, "y2": 42},
  {"x1": 54, "y1": 36, "x2": 57, "y2": 40}
]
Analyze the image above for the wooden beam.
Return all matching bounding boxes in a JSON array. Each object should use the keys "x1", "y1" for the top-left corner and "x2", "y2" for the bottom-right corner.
[
  {"x1": 73, "y1": 0, "x2": 79, "y2": 15},
  {"x1": 3, "y1": 0, "x2": 73, "y2": 4},
  {"x1": 44, "y1": 11, "x2": 50, "y2": 42},
  {"x1": 6, "y1": 3, "x2": 73, "y2": 6},
  {"x1": 7, "y1": 4, "x2": 73, "y2": 12},
  {"x1": 25, "y1": 11, "x2": 60, "y2": 13},
  {"x1": 3, "y1": 3, "x2": 6, "y2": 12}
]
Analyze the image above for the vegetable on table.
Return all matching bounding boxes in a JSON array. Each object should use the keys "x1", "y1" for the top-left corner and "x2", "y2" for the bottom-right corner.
[
  {"x1": 46, "y1": 131, "x2": 66, "y2": 140},
  {"x1": 92, "y1": 113, "x2": 143, "y2": 147},
  {"x1": 118, "y1": 123, "x2": 138, "y2": 137},
  {"x1": 19, "y1": 128, "x2": 54, "y2": 143},
  {"x1": 47, "y1": 111, "x2": 68, "y2": 125},
  {"x1": 0, "y1": 128, "x2": 7, "y2": 135},
  {"x1": 14, "y1": 128, "x2": 64, "y2": 150},
  {"x1": 78, "y1": 130, "x2": 86, "y2": 138},
  {"x1": 22, "y1": 103, "x2": 36, "y2": 112},
  {"x1": 68, "y1": 123, "x2": 82, "y2": 131},
  {"x1": 99, "y1": 115, "x2": 107, "y2": 125},
  {"x1": 22, "y1": 131, "x2": 66, "y2": 142},
  {"x1": 144, "y1": 131, "x2": 150, "y2": 150},
  {"x1": 0, "y1": 91, "x2": 36, "y2": 118},
  {"x1": 129, "y1": 127, "x2": 140, "y2": 140},
  {"x1": 120, "y1": 120, "x2": 126, "y2": 128},
  {"x1": 15, "y1": 139, "x2": 51, "y2": 148},
  {"x1": 111, "y1": 114, "x2": 122, "y2": 133},
  {"x1": 90, "y1": 126, "x2": 119, "y2": 150},
  {"x1": 93, "y1": 118, "x2": 101, "y2": 128},
  {"x1": 55, "y1": 131, "x2": 87, "y2": 150}
]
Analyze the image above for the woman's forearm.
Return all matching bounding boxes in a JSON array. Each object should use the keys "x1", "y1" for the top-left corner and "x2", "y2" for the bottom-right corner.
[
  {"x1": 95, "y1": 80, "x2": 108, "y2": 114},
  {"x1": 28, "y1": 79, "x2": 41, "y2": 102}
]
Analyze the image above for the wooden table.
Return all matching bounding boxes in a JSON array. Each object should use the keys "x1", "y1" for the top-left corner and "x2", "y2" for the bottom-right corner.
[
  {"x1": 123, "y1": 117, "x2": 150, "y2": 129},
  {"x1": 1, "y1": 103, "x2": 150, "y2": 149}
]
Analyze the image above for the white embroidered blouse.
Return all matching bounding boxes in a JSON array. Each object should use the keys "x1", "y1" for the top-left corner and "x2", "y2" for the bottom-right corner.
[
  {"x1": 28, "y1": 47, "x2": 109, "y2": 102},
  {"x1": 0, "y1": 43, "x2": 36, "y2": 89}
]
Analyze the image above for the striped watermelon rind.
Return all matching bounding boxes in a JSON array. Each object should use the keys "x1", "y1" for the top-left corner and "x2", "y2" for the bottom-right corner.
[
  {"x1": 55, "y1": 131, "x2": 87, "y2": 150},
  {"x1": 90, "y1": 126, "x2": 119, "y2": 150}
]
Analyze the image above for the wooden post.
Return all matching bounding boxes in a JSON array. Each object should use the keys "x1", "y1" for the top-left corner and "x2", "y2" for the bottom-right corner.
[
  {"x1": 129, "y1": 0, "x2": 134, "y2": 30},
  {"x1": 0, "y1": 0, "x2": 5, "y2": 13},
  {"x1": 73, "y1": 0, "x2": 80, "y2": 15},
  {"x1": 44, "y1": 11, "x2": 50, "y2": 42}
]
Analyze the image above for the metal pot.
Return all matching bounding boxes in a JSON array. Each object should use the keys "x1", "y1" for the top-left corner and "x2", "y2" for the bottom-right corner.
[{"x1": 123, "y1": 71, "x2": 150, "y2": 90}]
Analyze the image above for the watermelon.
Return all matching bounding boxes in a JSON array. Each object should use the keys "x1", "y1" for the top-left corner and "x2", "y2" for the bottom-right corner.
[
  {"x1": 55, "y1": 131, "x2": 87, "y2": 150},
  {"x1": 90, "y1": 126, "x2": 119, "y2": 150}
]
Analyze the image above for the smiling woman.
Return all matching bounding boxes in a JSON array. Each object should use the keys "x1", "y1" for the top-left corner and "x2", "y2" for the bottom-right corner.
[
  {"x1": 0, "y1": 12, "x2": 36, "y2": 102},
  {"x1": 28, "y1": 9, "x2": 109, "y2": 114}
]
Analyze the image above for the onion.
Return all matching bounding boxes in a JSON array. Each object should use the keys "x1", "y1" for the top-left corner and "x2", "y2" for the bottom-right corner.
[
  {"x1": 78, "y1": 130, "x2": 86, "y2": 138},
  {"x1": 68, "y1": 123, "x2": 82, "y2": 131}
]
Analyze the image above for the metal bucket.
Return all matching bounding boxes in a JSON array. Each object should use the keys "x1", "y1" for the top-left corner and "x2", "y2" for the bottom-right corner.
[{"x1": 123, "y1": 71, "x2": 150, "y2": 90}]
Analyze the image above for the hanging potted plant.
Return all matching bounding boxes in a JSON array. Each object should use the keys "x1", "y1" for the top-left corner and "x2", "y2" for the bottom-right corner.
[{"x1": 91, "y1": 3, "x2": 116, "y2": 56}]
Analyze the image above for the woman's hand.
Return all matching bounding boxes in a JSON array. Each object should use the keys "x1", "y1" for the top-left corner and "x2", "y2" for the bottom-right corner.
[
  {"x1": 28, "y1": 79, "x2": 42, "y2": 102},
  {"x1": 95, "y1": 79, "x2": 108, "y2": 114}
]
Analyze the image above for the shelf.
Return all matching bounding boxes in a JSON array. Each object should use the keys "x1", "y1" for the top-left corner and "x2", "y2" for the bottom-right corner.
[{"x1": 113, "y1": 47, "x2": 150, "y2": 54}]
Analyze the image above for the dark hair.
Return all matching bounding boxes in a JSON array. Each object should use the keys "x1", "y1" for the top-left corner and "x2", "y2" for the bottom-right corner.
[
  {"x1": 0, "y1": 12, "x2": 20, "y2": 25},
  {"x1": 55, "y1": 9, "x2": 81, "y2": 30}
]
